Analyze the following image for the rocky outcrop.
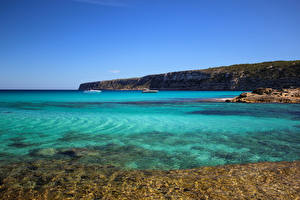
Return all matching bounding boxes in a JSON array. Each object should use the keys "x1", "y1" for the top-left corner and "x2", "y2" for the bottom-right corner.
[
  {"x1": 228, "y1": 88, "x2": 300, "y2": 103},
  {"x1": 79, "y1": 60, "x2": 300, "y2": 91},
  {"x1": 1, "y1": 160, "x2": 300, "y2": 199}
]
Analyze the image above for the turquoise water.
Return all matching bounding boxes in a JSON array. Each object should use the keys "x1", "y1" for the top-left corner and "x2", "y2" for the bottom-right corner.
[{"x1": 0, "y1": 90, "x2": 299, "y2": 169}]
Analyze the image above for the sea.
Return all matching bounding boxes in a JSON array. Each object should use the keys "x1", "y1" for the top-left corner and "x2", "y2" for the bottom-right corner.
[{"x1": 0, "y1": 90, "x2": 299, "y2": 170}]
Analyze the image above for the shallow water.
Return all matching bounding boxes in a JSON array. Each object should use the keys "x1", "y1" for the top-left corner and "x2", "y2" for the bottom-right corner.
[{"x1": 0, "y1": 90, "x2": 299, "y2": 169}]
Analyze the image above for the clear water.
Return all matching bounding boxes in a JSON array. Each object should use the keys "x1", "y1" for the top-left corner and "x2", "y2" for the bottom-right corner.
[{"x1": 0, "y1": 90, "x2": 299, "y2": 170}]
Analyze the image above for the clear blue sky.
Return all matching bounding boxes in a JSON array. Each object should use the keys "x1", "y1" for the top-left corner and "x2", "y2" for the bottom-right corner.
[{"x1": 0, "y1": 0, "x2": 299, "y2": 89}]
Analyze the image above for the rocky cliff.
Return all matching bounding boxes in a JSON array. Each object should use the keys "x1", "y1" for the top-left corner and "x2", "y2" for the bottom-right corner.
[{"x1": 79, "y1": 60, "x2": 300, "y2": 91}]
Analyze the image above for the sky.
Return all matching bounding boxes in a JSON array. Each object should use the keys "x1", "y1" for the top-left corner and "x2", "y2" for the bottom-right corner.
[{"x1": 0, "y1": 0, "x2": 300, "y2": 89}]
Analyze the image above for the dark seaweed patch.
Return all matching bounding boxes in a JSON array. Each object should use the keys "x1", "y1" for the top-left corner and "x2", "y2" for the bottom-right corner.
[
  {"x1": 9, "y1": 136, "x2": 26, "y2": 143},
  {"x1": 143, "y1": 131, "x2": 175, "y2": 138},
  {"x1": 28, "y1": 165, "x2": 38, "y2": 171},
  {"x1": 117, "y1": 100, "x2": 205, "y2": 106},
  {"x1": 58, "y1": 131, "x2": 94, "y2": 142},
  {"x1": 21, "y1": 107, "x2": 41, "y2": 110},
  {"x1": 119, "y1": 101, "x2": 172, "y2": 105},
  {"x1": 188, "y1": 110, "x2": 244, "y2": 116},
  {"x1": 0, "y1": 152, "x2": 11, "y2": 158},
  {"x1": 58, "y1": 150, "x2": 78, "y2": 158},
  {"x1": 289, "y1": 111, "x2": 300, "y2": 116},
  {"x1": 1, "y1": 101, "x2": 102, "y2": 110},
  {"x1": 294, "y1": 124, "x2": 300, "y2": 128},
  {"x1": 190, "y1": 146, "x2": 206, "y2": 151},
  {"x1": 290, "y1": 111, "x2": 300, "y2": 120},
  {"x1": 215, "y1": 130, "x2": 300, "y2": 161},
  {"x1": 213, "y1": 151, "x2": 239, "y2": 161},
  {"x1": 2, "y1": 111, "x2": 12, "y2": 114},
  {"x1": 0, "y1": 100, "x2": 214, "y2": 110},
  {"x1": 8, "y1": 141, "x2": 36, "y2": 148},
  {"x1": 45, "y1": 102, "x2": 88, "y2": 108},
  {"x1": 42, "y1": 102, "x2": 107, "y2": 109},
  {"x1": 48, "y1": 143, "x2": 203, "y2": 170},
  {"x1": 187, "y1": 109, "x2": 287, "y2": 118},
  {"x1": 6, "y1": 102, "x2": 43, "y2": 110}
]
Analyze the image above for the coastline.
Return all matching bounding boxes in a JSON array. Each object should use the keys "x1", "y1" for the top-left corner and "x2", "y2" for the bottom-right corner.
[
  {"x1": 228, "y1": 88, "x2": 300, "y2": 103},
  {"x1": 0, "y1": 90, "x2": 299, "y2": 199},
  {"x1": 79, "y1": 60, "x2": 300, "y2": 91},
  {"x1": 0, "y1": 160, "x2": 299, "y2": 199}
]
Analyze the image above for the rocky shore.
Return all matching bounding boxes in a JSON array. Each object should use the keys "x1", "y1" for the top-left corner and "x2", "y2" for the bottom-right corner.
[
  {"x1": 0, "y1": 160, "x2": 299, "y2": 200},
  {"x1": 228, "y1": 88, "x2": 300, "y2": 103}
]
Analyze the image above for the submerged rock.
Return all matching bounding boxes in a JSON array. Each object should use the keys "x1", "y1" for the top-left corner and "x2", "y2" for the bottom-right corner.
[
  {"x1": 57, "y1": 148, "x2": 101, "y2": 158},
  {"x1": 229, "y1": 88, "x2": 300, "y2": 103},
  {"x1": 30, "y1": 148, "x2": 58, "y2": 157}
]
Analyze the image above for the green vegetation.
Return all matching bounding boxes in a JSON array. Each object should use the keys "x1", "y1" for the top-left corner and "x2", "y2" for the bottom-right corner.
[
  {"x1": 202, "y1": 60, "x2": 300, "y2": 79},
  {"x1": 203, "y1": 60, "x2": 300, "y2": 72}
]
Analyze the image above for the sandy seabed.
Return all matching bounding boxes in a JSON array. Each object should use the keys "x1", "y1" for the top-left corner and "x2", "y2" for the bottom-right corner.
[{"x1": 0, "y1": 160, "x2": 299, "y2": 200}]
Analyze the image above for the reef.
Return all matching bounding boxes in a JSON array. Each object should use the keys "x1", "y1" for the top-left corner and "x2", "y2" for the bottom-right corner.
[
  {"x1": 228, "y1": 88, "x2": 300, "y2": 103},
  {"x1": 79, "y1": 60, "x2": 300, "y2": 91},
  {"x1": 0, "y1": 160, "x2": 299, "y2": 199}
]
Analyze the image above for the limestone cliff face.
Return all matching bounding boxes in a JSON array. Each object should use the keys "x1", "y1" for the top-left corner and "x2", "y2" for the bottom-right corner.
[{"x1": 79, "y1": 60, "x2": 300, "y2": 91}]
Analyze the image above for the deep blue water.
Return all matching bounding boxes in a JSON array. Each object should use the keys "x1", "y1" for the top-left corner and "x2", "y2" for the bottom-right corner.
[{"x1": 0, "y1": 90, "x2": 299, "y2": 169}]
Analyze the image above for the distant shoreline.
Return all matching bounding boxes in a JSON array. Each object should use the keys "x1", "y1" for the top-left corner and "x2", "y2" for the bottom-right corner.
[
  {"x1": 0, "y1": 89, "x2": 245, "y2": 91},
  {"x1": 79, "y1": 60, "x2": 300, "y2": 91}
]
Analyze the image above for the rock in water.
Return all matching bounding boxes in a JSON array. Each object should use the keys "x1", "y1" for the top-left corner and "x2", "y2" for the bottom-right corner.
[
  {"x1": 229, "y1": 88, "x2": 300, "y2": 103},
  {"x1": 30, "y1": 148, "x2": 58, "y2": 157}
]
